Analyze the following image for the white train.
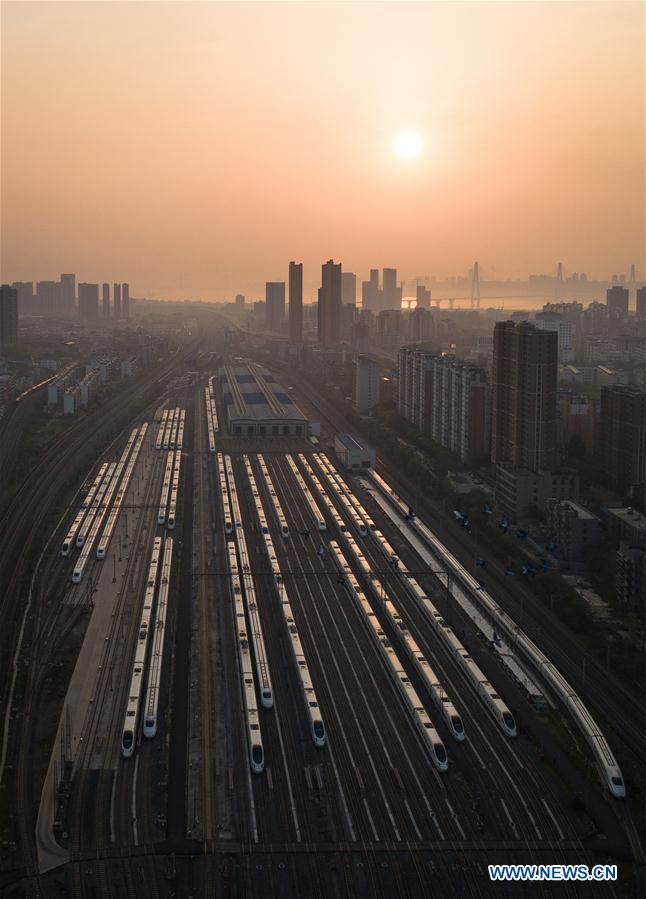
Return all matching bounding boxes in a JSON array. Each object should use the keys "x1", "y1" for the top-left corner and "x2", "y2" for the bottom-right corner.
[
  {"x1": 368, "y1": 469, "x2": 626, "y2": 799},
  {"x1": 169, "y1": 408, "x2": 179, "y2": 450},
  {"x1": 157, "y1": 450, "x2": 175, "y2": 525},
  {"x1": 62, "y1": 462, "x2": 109, "y2": 556},
  {"x1": 97, "y1": 424, "x2": 148, "y2": 559},
  {"x1": 144, "y1": 537, "x2": 173, "y2": 738},
  {"x1": 315, "y1": 454, "x2": 375, "y2": 534},
  {"x1": 162, "y1": 408, "x2": 177, "y2": 451},
  {"x1": 208, "y1": 377, "x2": 219, "y2": 434},
  {"x1": 312, "y1": 454, "x2": 366, "y2": 537},
  {"x1": 72, "y1": 463, "x2": 122, "y2": 583},
  {"x1": 176, "y1": 409, "x2": 186, "y2": 451},
  {"x1": 257, "y1": 455, "x2": 289, "y2": 537},
  {"x1": 369, "y1": 526, "x2": 516, "y2": 739},
  {"x1": 217, "y1": 453, "x2": 233, "y2": 534},
  {"x1": 75, "y1": 462, "x2": 116, "y2": 548},
  {"x1": 344, "y1": 530, "x2": 465, "y2": 742},
  {"x1": 329, "y1": 540, "x2": 448, "y2": 772},
  {"x1": 167, "y1": 450, "x2": 182, "y2": 530},
  {"x1": 121, "y1": 536, "x2": 163, "y2": 756},
  {"x1": 228, "y1": 543, "x2": 265, "y2": 773},
  {"x1": 244, "y1": 456, "x2": 326, "y2": 747},
  {"x1": 205, "y1": 385, "x2": 216, "y2": 453},
  {"x1": 298, "y1": 455, "x2": 347, "y2": 534},
  {"x1": 225, "y1": 456, "x2": 273, "y2": 708},
  {"x1": 155, "y1": 409, "x2": 169, "y2": 451},
  {"x1": 285, "y1": 455, "x2": 326, "y2": 531}
]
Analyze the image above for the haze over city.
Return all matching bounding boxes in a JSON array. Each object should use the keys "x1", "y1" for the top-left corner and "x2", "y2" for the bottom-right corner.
[{"x1": 2, "y1": 1, "x2": 644, "y2": 300}]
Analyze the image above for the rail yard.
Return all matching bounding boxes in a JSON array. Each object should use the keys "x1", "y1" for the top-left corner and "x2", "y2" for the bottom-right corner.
[{"x1": 1, "y1": 363, "x2": 643, "y2": 899}]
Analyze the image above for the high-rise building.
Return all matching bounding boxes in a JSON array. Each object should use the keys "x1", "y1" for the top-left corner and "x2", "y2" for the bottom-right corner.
[
  {"x1": 381, "y1": 268, "x2": 402, "y2": 311},
  {"x1": 598, "y1": 386, "x2": 646, "y2": 497},
  {"x1": 0, "y1": 285, "x2": 19, "y2": 345},
  {"x1": 361, "y1": 269, "x2": 379, "y2": 311},
  {"x1": 407, "y1": 307, "x2": 434, "y2": 341},
  {"x1": 11, "y1": 282, "x2": 34, "y2": 316},
  {"x1": 637, "y1": 286, "x2": 646, "y2": 317},
  {"x1": 36, "y1": 281, "x2": 61, "y2": 315},
  {"x1": 341, "y1": 271, "x2": 357, "y2": 306},
  {"x1": 122, "y1": 283, "x2": 130, "y2": 318},
  {"x1": 317, "y1": 259, "x2": 342, "y2": 345},
  {"x1": 491, "y1": 320, "x2": 558, "y2": 472},
  {"x1": 60, "y1": 273, "x2": 76, "y2": 312},
  {"x1": 265, "y1": 281, "x2": 286, "y2": 331},
  {"x1": 606, "y1": 285, "x2": 629, "y2": 316},
  {"x1": 353, "y1": 354, "x2": 380, "y2": 415},
  {"x1": 78, "y1": 283, "x2": 100, "y2": 320},
  {"x1": 235, "y1": 293, "x2": 246, "y2": 309},
  {"x1": 534, "y1": 310, "x2": 574, "y2": 362},
  {"x1": 416, "y1": 284, "x2": 431, "y2": 309},
  {"x1": 288, "y1": 261, "x2": 303, "y2": 342},
  {"x1": 113, "y1": 283, "x2": 122, "y2": 318},
  {"x1": 361, "y1": 268, "x2": 402, "y2": 313},
  {"x1": 102, "y1": 283, "x2": 110, "y2": 317},
  {"x1": 398, "y1": 346, "x2": 488, "y2": 463}
]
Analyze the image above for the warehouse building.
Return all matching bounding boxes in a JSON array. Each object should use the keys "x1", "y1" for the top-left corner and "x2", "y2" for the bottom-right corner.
[{"x1": 219, "y1": 362, "x2": 308, "y2": 436}]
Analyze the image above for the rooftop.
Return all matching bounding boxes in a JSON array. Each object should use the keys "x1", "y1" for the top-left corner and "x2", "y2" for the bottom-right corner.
[
  {"x1": 607, "y1": 507, "x2": 646, "y2": 530},
  {"x1": 336, "y1": 432, "x2": 373, "y2": 453},
  {"x1": 220, "y1": 363, "x2": 306, "y2": 424},
  {"x1": 550, "y1": 500, "x2": 598, "y2": 520}
]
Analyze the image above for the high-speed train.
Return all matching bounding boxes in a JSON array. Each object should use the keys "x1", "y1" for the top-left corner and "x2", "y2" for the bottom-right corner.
[
  {"x1": 257, "y1": 455, "x2": 289, "y2": 538},
  {"x1": 225, "y1": 456, "x2": 273, "y2": 708},
  {"x1": 121, "y1": 537, "x2": 163, "y2": 756},
  {"x1": 244, "y1": 456, "x2": 326, "y2": 747},
  {"x1": 285, "y1": 455, "x2": 326, "y2": 531},
  {"x1": 62, "y1": 462, "x2": 109, "y2": 556},
  {"x1": 143, "y1": 538, "x2": 173, "y2": 738},
  {"x1": 228, "y1": 543, "x2": 265, "y2": 772},
  {"x1": 344, "y1": 531, "x2": 465, "y2": 743},
  {"x1": 216, "y1": 453, "x2": 233, "y2": 534},
  {"x1": 329, "y1": 540, "x2": 448, "y2": 772},
  {"x1": 97, "y1": 425, "x2": 148, "y2": 559},
  {"x1": 368, "y1": 469, "x2": 626, "y2": 798},
  {"x1": 370, "y1": 526, "x2": 517, "y2": 739}
]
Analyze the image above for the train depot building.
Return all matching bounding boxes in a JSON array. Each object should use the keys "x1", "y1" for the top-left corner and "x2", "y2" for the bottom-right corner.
[{"x1": 219, "y1": 362, "x2": 308, "y2": 437}]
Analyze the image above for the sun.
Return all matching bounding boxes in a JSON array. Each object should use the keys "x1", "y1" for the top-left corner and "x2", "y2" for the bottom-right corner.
[{"x1": 393, "y1": 131, "x2": 423, "y2": 160}]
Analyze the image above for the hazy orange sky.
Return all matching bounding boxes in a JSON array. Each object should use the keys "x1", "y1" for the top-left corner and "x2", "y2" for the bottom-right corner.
[{"x1": 1, "y1": 1, "x2": 644, "y2": 300}]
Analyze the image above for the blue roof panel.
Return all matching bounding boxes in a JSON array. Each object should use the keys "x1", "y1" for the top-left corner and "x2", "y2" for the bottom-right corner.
[{"x1": 244, "y1": 392, "x2": 267, "y2": 404}]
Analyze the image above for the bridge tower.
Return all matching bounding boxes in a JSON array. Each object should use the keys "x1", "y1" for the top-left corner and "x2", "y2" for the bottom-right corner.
[{"x1": 470, "y1": 261, "x2": 481, "y2": 309}]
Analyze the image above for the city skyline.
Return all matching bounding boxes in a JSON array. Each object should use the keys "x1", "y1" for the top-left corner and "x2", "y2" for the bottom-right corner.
[{"x1": 2, "y1": 1, "x2": 644, "y2": 300}]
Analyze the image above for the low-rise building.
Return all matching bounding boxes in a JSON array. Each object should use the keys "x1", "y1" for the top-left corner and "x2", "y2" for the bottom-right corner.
[
  {"x1": 546, "y1": 500, "x2": 602, "y2": 573},
  {"x1": 616, "y1": 544, "x2": 646, "y2": 613},
  {"x1": 604, "y1": 507, "x2": 646, "y2": 551},
  {"x1": 334, "y1": 432, "x2": 376, "y2": 470},
  {"x1": 495, "y1": 466, "x2": 580, "y2": 521}
]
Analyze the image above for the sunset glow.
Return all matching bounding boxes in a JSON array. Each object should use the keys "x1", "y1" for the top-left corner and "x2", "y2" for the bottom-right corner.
[
  {"x1": 393, "y1": 132, "x2": 423, "y2": 160},
  {"x1": 1, "y1": 1, "x2": 644, "y2": 299}
]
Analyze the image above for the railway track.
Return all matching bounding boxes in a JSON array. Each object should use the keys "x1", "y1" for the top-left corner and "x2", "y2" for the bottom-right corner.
[
  {"x1": 6, "y1": 386, "x2": 177, "y2": 896},
  {"x1": 67, "y1": 435, "x2": 163, "y2": 895},
  {"x1": 194, "y1": 385, "x2": 216, "y2": 840},
  {"x1": 288, "y1": 374, "x2": 646, "y2": 768}
]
